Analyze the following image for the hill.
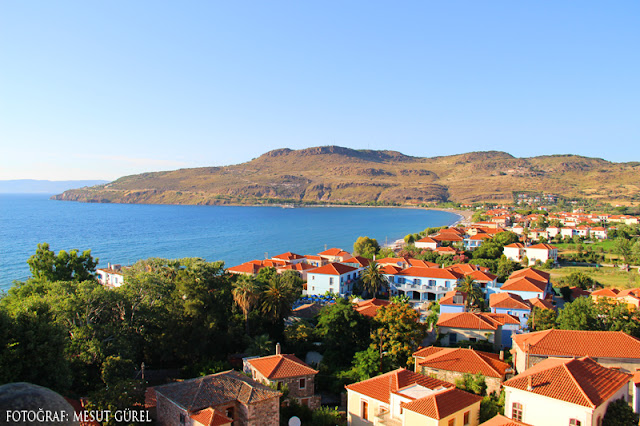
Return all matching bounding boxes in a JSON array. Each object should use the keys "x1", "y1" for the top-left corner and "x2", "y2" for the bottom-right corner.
[{"x1": 51, "y1": 147, "x2": 640, "y2": 206}]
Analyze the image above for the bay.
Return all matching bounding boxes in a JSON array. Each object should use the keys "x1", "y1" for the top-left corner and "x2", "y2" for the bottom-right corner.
[{"x1": 0, "y1": 194, "x2": 460, "y2": 290}]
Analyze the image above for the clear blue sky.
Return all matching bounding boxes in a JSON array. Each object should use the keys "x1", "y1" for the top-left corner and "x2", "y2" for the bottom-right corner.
[{"x1": 1, "y1": 1, "x2": 638, "y2": 180}]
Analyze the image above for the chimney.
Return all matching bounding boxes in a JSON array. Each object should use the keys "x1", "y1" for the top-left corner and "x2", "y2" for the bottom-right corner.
[
  {"x1": 527, "y1": 375, "x2": 533, "y2": 391},
  {"x1": 499, "y1": 350, "x2": 504, "y2": 361},
  {"x1": 276, "y1": 343, "x2": 281, "y2": 355}
]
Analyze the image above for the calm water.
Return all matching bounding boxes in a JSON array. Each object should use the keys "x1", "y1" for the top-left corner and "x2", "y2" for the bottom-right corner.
[{"x1": 0, "y1": 194, "x2": 460, "y2": 290}]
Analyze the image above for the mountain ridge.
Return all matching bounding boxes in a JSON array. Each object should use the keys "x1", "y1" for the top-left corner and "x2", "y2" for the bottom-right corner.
[{"x1": 52, "y1": 147, "x2": 640, "y2": 206}]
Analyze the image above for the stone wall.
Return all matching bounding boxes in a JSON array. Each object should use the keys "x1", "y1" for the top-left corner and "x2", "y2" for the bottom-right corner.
[{"x1": 419, "y1": 366, "x2": 504, "y2": 395}]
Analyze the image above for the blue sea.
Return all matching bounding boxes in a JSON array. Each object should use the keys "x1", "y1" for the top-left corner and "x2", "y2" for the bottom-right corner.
[{"x1": 0, "y1": 194, "x2": 460, "y2": 291}]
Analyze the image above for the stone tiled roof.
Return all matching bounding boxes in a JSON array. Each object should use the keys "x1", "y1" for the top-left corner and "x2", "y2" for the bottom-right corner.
[
  {"x1": 345, "y1": 368, "x2": 453, "y2": 404},
  {"x1": 512, "y1": 329, "x2": 640, "y2": 359},
  {"x1": 503, "y1": 357, "x2": 630, "y2": 408},
  {"x1": 248, "y1": 354, "x2": 318, "y2": 379},
  {"x1": 154, "y1": 370, "x2": 281, "y2": 411},
  {"x1": 414, "y1": 346, "x2": 510, "y2": 378},
  {"x1": 401, "y1": 388, "x2": 482, "y2": 420}
]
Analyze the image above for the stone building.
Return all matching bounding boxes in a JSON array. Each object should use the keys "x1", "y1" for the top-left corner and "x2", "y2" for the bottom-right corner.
[
  {"x1": 154, "y1": 370, "x2": 281, "y2": 426},
  {"x1": 245, "y1": 344, "x2": 321, "y2": 409}
]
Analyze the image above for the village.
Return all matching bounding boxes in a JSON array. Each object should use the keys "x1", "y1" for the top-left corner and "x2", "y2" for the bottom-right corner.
[{"x1": 86, "y1": 205, "x2": 640, "y2": 426}]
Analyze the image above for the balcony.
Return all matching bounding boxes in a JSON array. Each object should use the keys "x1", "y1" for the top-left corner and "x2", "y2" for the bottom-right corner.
[{"x1": 375, "y1": 410, "x2": 402, "y2": 426}]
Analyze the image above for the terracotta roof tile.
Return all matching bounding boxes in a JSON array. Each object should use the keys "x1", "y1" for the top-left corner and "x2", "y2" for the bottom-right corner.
[
  {"x1": 503, "y1": 357, "x2": 631, "y2": 408},
  {"x1": 401, "y1": 388, "x2": 482, "y2": 419},
  {"x1": 437, "y1": 313, "x2": 501, "y2": 330},
  {"x1": 341, "y1": 256, "x2": 371, "y2": 267},
  {"x1": 439, "y1": 291, "x2": 467, "y2": 306},
  {"x1": 317, "y1": 248, "x2": 347, "y2": 256},
  {"x1": 509, "y1": 268, "x2": 550, "y2": 282},
  {"x1": 591, "y1": 288, "x2": 620, "y2": 297},
  {"x1": 526, "y1": 243, "x2": 557, "y2": 250},
  {"x1": 501, "y1": 277, "x2": 547, "y2": 293},
  {"x1": 190, "y1": 408, "x2": 232, "y2": 426},
  {"x1": 490, "y1": 292, "x2": 530, "y2": 310},
  {"x1": 248, "y1": 354, "x2": 318, "y2": 379},
  {"x1": 479, "y1": 414, "x2": 532, "y2": 426},
  {"x1": 467, "y1": 270, "x2": 498, "y2": 282},
  {"x1": 273, "y1": 252, "x2": 305, "y2": 261},
  {"x1": 355, "y1": 298, "x2": 391, "y2": 318},
  {"x1": 528, "y1": 297, "x2": 554, "y2": 310},
  {"x1": 414, "y1": 346, "x2": 510, "y2": 378},
  {"x1": 345, "y1": 368, "x2": 453, "y2": 404},
  {"x1": 512, "y1": 330, "x2": 640, "y2": 359},
  {"x1": 308, "y1": 262, "x2": 357, "y2": 275}
]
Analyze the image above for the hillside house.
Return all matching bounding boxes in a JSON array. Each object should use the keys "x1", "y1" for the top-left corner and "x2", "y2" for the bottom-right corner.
[
  {"x1": 503, "y1": 357, "x2": 631, "y2": 426},
  {"x1": 415, "y1": 236, "x2": 439, "y2": 250},
  {"x1": 413, "y1": 346, "x2": 512, "y2": 395},
  {"x1": 346, "y1": 368, "x2": 482, "y2": 426},
  {"x1": 523, "y1": 243, "x2": 557, "y2": 266},
  {"x1": 97, "y1": 264, "x2": 125, "y2": 288},
  {"x1": 245, "y1": 346, "x2": 320, "y2": 409},
  {"x1": 511, "y1": 329, "x2": 640, "y2": 374},
  {"x1": 154, "y1": 370, "x2": 281, "y2": 426},
  {"x1": 503, "y1": 243, "x2": 525, "y2": 263},
  {"x1": 437, "y1": 312, "x2": 519, "y2": 350},
  {"x1": 306, "y1": 262, "x2": 360, "y2": 296},
  {"x1": 388, "y1": 267, "x2": 463, "y2": 302}
]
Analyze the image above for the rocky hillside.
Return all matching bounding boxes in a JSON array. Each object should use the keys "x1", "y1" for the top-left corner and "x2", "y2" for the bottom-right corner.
[{"x1": 52, "y1": 146, "x2": 640, "y2": 205}]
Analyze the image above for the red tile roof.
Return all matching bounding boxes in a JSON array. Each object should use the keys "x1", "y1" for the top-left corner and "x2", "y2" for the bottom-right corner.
[
  {"x1": 432, "y1": 234, "x2": 464, "y2": 242},
  {"x1": 413, "y1": 346, "x2": 510, "y2": 378},
  {"x1": 500, "y1": 277, "x2": 547, "y2": 293},
  {"x1": 355, "y1": 298, "x2": 391, "y2": 317},
  {"x1": 407, "y1": 259, "x2": 440, "y2": 268},
  {"x1": 273, "y1": 252, "x2": 305, "y2": 261},
  {"x1": 396, "y1": 267, "x2": 463, "y2": 279},
  {"x1": 345, "y1": 368, "x2": 453, "y2": 404},
  {"x1": 248, "y1": 354, "x2": 318, "y2": 379},
  {"x1": 470, "y1": 234, "x2": 493, "y2": 240},
  {"x1": 379, "y1": 264, "x2": 403, "y2": 274},
  {"x1": 437, "y1": 313, "x2": 502, "y2": 330},
  {"x1": 467, "y1": 270, "x2": 498, "y2": 282},
  {"x1": 504, "y1": 243, "x2": 525, "y2": 249},
  {"x1": 526, "y1": 243, "x2": 557, "y2": 250},
  {"x1": 317, "y1": 247, "x2": 346, "y2": 256},
  {"x1": 512, "y1": 330, "x2": 640, "y2": 359},
  {"x1": 528, "y1": 297, "x2": 554, "y2": 310},
  {"x1": 509, "y1": 268, "x2": 550, "y2": 282},
  {"x1": 227, "y1": 262, "x2": 263, "y2": 275},
  {"x1": 591, "y1": 288, "x2": 620, "y2": 297},
  {"x1": 435, "y1": 247, "x2": 457, "y2": 254},
  {"x1": 190, "y1": 408, "x2": 233, "y2": 426},
  {"x1": 503, "y1": 357, "x2": 631, "y2": 408},
  {"x1": 490, "y1": 292, "x2": 530, "y2": 310},
  {"x1": 308, "y1": 262, "x2": 357, "y2": 275},
  {"x1": 445, "y1": 264, "x2": 491, "y2": 275},
  {"x1": 401, "y1": 388, "x2": 482, "y2": 420},
  {"x1": 341, "y1": 256, "x2": 371, "y2": 267},
  {"x1": 439, "y1": 291, "x2": 467, "y2": 306},
  {"x1": 417, "y1": 237, "x2": 438, "y2": 243}
]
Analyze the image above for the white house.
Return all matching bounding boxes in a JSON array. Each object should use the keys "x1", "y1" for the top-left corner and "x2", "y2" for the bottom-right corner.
[
  {"x1": 414, "y1": 236, "x2": 439, "y2": 250},
  {"x1": 503, "y1": 243, "x2": 525, "y2": 262},
  {"x1": 306, "y1": 262, "x2": 359, "y2": 296},
  {"x1": 546, "y1": 226, "x2": 561, "y2": 238},
  {"x1": 499, "y1": 268, "x2": 551, "y2": 300},
  {"x1": 523, "y1": 243, "x2": 557, "y2": 266},
  {"x1": 589, "y1": 227, "x2": 608, "y2": 239},
  {"x1": 387, "y1": 267, "x2": 463, "y2": 302},
  {"x1": 503, "y1": 357, "x2": 631, "y2": 426},
  {"x1": 96, "y1": 264, "x2": 125, "y2": 288},
  {"x1": 560, "y1": 227, "x2": 577, "y2": 238}
]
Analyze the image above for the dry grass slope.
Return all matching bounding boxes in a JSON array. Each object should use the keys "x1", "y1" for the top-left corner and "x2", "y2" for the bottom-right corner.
[{"x1": 52, "y1": 146, "x2": 640, "y2": 206}]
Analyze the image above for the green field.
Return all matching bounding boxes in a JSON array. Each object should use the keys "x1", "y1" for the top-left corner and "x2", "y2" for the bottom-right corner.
[
  {"x1": 553, "y1": 239, "x2": 616, "y2": 251},
  {"x1": 550, "y1": 265, "x2": 640, "y2": 289}
]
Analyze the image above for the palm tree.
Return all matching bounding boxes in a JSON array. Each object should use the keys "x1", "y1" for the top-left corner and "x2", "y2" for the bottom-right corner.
[
  {"x1": 362, "y1": 261, "x2": 387, "y2": 298},
  {"x1": 232, "y1": 275, "x2": 259, "y2": 333},
  {"x1": 260, "y1": 275, "x2": 297, "y2": 322},
  {"x1": 456, "y1": 275, "x2": 483, "y2": 311}
]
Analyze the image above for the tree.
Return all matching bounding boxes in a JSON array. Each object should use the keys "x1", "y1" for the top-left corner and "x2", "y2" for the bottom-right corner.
[
  {"x1": 361, "y1": 262, "x2": 387, "y2": 297},
  {"x1": 404, "y1": 234, "x2": 415, "y2": 244},
  {"x1": 246, "y1": 334, "x2": 274, "y2": 356},
  {"x1": 316, "y1": 299, "x2": 371, "y2": 367},
  {"x1": 614, "y1": 238, "x2": 634, "y2": 265},
  {"x1": 260, "y1": 272, "x2": 301, "y2": 322},
  {"x1": 341, "y1": 346, "x2": 381, "y2": 382},
  {"x1": 556, "y1": 296, "x2": 600, "y2": 331},
  {"x1": 456, "y1": 275, "x2": 483, "y2": 311},
  {"x1": 496, "y1": 256, "x2": 518, "y2": 282},
  {"x1": 602, "y1": 397, "x2": 639, "y2": 426},
  {"x1": 353, "y1": 236, "x2": 380, "y2": 259},
  {"x1": 232, "y1": 275, "x2": 260, "y2": 333},
  {"x1": 479, "y1": 391, "x2": 505, "y2": 422},
  {"x1": 527, "y1": 307, "x2": 557, "y2": 331},
  {"x1": 372, "y1": 302, "x2": 424, "y2": 369},
  {"x1": 562, "y1": 271, "x2": 596, "y2": 290},
  {"x1": 455, "y1": 372, "x2": 487, "y2": 396},
  {"x1": 27, "y1": 242, "x2": 98, "y2": 282}
]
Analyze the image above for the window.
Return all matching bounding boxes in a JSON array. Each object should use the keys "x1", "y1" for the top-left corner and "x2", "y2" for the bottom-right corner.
[
  {"x1": 429, "y1": 279, "x2": 436, "y2": 286},
  {"x1": 277, "y1": 381, "x2": 283, "y2": 390},
  {"x1": 361, "y1": 400, "x2": 369, "y2": 420},
  {"x1": 301, "y1": 398, "x2": 309, "y2": 406},
  {"x1": 464, "y1": 411, "x2": 470, "y2": 425},
  {"x1": 448, "y1": 419, "x2": 455, "y2": 426},
  {"x1": 449, "y1": 333, "x2": 457, "y2": 344},
  {"x1": 299, "y1": 378, "x2": 306, "y2": 390},
  {"x1": 512, "y1": 403, "x2": 523, "y2": 422},
  {"x1": 415, "y1": 279, "x2": 421, "y2": 285},
  {"x1": 179, "y1": 414, "x2": 185, "y2": 425},
  {"x1": 329, "y1": 277, "x2": 334, "y2": 284},
  {"x1": 225, "y1": 408, "x2": 234, "y2": 420},
  {"x1": 398, "y1": 277, "x2": 405, "y2": 284},
  {"x1": 569, "y1": 420, "x2": 581, "y2": 426},
  {"x1": 312, "y1": 275, "x2": 315, "y2": 280}
]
